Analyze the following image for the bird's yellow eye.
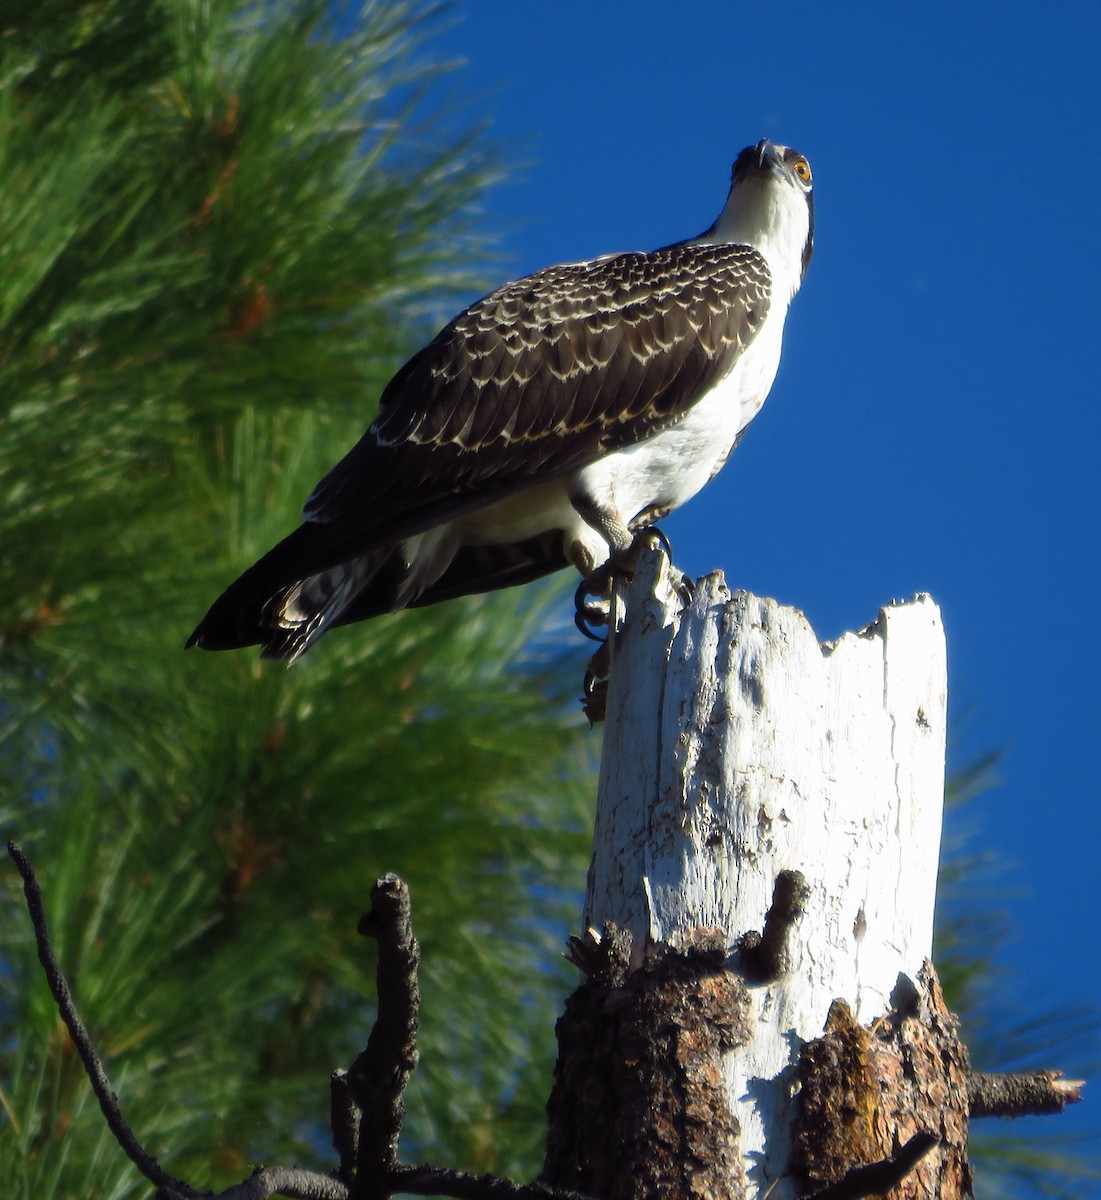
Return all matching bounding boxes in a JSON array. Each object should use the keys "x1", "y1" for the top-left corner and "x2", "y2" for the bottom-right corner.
[{"x1": 793, "y1": 157, "x2": 812, "y2": 184}]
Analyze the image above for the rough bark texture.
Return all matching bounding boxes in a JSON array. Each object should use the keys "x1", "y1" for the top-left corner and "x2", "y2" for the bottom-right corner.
[
  {"x1": 968, "y1": 1070, "x2": 1083, "y2": 1118},
  {"x1": 543, "y1": 925, "x2": 751, "y2": 1200},
  {"x1": 793, "y1": 963, "x2": 972, "y2": 1199}
]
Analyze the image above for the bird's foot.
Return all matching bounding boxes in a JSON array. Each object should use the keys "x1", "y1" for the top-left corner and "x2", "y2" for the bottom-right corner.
[
  {"x1": 574, "y1": 566, "x2": 614, "y2": 641},
  {"x1": 574, "y1": 528, "x2": 696, "y2": 723},
  {"x1": 671, "y1": 567, "x2": 694, "y2": 604},
  {"x1": 642, "y1": 528, "x2": 694, "y2": 603},
  {"x1": 573, "y1": 526, "x2": 692, "y2": 640}
]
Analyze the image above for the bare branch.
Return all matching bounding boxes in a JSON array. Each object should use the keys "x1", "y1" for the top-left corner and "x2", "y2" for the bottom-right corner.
[
  {"x1": 799, "y1": 1131, "x2": 940, "y2": 1200},
  {"x1": 156, "y1": 1166, "x2": 349, "y2": 1200},
  {"x1": 969, "y1": 1070, "x2": 1085, "y2": 1118},
  {"x1": 391, "y1": 1164, "x2": 597, "y2": 1200},
  {"x1": 214, "y1": 1166, "x2": 349, "y2": 1200},
  {"x1": 330, "y1": 1070, "x2": 359, "y2": 1181},
  {"x1": 348, "y1": 874, "x2": 421, "y2": 1192},
  {"x1": 198, "y1": 1164, "x2": 596, "y2": 1200},
  {"x1": 10, "y1": 853, "x2": 587, "y2": 1200},
  {"x1": 7, "y1": 841, "x2": 200, "y2": 1200}
]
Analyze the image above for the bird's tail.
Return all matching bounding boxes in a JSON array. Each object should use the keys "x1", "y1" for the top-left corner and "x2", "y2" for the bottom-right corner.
[
  {"x1": 188, "y1": 523, "x2": 570, "y2": 660},
  {"x1": 186, "y1": 520, "x2": 400, "y2": 660},
  {"x1": 256, "y1": 555, "x2": 391, "y2": 662}
]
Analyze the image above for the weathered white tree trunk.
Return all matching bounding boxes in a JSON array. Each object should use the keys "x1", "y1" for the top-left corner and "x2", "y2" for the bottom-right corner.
[{"x1": 584, "y1": 543, "x2": 948, "y2": 1199}]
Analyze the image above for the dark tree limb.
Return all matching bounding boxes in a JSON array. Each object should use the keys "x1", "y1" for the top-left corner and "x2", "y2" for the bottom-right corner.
[
  {"x1": 156, "y1": 1166, "x2": 350, "y2": 1200},
  {"x1": 799, "y1": 1131, "x2": 940, "y2": 1200},
  {"x1": 330, "y1": 1070, "x2": 360, "y2": 1180},
  {"x1": 389, "y1": 1164, "x2": 595, "y2": 1200},
  {"x1": 7, "y1": 841, "x2": 201, "y2": 1200},
  {"x1": 156, "y1": 1162, "x2": 600, "y2": 1200},
  {"x1": 969, "y1": 1070, "x2": 1084, "y2": 1118},
  {"x1": 348, "y1": 873, "x2": 421, "y2": 1195}
]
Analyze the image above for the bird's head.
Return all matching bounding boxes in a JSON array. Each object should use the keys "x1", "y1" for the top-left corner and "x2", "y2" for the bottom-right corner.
[{"x1": 709, "y1": 139, "x2": 814, "y2": 300}]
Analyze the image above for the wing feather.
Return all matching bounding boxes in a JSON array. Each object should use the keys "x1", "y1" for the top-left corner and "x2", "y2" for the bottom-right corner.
[{"x1": 305, "y1": 242, "x2": 771, "y2": 537}]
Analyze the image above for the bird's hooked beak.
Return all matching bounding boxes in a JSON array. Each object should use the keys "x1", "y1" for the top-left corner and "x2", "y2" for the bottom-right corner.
[{"x1": 755, "y1": 139, "x2": 782, "y2": 172}]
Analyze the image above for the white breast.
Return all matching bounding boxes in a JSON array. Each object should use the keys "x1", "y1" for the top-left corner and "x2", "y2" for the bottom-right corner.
[{"x1": 573, "y1": 296, "x2": 788, "y2": 527}]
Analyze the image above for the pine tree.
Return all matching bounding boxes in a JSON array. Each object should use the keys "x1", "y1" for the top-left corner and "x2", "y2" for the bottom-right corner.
[{"x1": 0, "y1": 3, "x2": 593, "y2": 1196}]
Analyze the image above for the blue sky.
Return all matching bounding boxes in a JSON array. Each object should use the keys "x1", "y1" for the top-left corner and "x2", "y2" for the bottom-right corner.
[{"x1": 419, "y1": 0, "x2": 1100, "y2": 1155}]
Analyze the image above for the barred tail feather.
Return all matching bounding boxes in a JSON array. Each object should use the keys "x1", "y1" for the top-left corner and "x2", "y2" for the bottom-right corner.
[
  {"x1": 186, "y1": 514, "x2": 397, "y2": 658},
  {"x1": 258, "y1": 555, "x2": 390, "y2": 662}
]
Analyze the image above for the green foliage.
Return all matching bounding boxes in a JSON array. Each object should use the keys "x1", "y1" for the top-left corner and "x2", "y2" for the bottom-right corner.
[
  {"x1": 936, "y1": 750, "x2": 1098, "y2": 1200},
  {"x1": 0, "y1": 2, "x2": 593, "y2": 1196}
]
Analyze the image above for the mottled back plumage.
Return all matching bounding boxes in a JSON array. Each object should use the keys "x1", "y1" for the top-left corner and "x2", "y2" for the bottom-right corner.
[{"x1": 305, "y1": 243, "x2": 771, "y2": 527}]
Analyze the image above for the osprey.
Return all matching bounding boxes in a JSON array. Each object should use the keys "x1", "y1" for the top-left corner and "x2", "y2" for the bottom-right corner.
[{"x1": 189, "y1": 139, "x2": 813, "y2": 660}]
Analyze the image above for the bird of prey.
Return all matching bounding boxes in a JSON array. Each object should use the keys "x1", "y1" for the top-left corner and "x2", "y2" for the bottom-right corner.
[{"x1": 188, "y1": 139, "x2": 814, "y2": 661}]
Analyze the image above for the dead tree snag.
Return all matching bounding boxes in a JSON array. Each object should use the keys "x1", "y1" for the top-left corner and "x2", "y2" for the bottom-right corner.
[{"x1": 548, "y1": 543, "x2": 962, "y2": 1199}]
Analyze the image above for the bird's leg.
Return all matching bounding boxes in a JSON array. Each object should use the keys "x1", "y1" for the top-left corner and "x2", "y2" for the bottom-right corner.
[
  {"x1": 569, "y1": 495, "x2": 694, "y2": 642},
  {"x1": 568, "y1": 496, "x2": 636, "y2": 640},
  {"x1": 574, "y1": 523, "x2": 697, "y2": 639}
]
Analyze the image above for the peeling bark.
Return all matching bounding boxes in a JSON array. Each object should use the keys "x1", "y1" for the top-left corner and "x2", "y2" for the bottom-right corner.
[
  {"x1": 544, "y1": 926, "x2": 751, "y2": 1200},
  {"x1": 793, "y1": 964, "x2": 972, "y2": 1200}
]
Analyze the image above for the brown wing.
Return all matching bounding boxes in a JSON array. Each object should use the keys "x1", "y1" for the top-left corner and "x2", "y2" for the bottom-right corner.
[{"x1": 303, "y1": 241, "x2": 771, "y2": 538}]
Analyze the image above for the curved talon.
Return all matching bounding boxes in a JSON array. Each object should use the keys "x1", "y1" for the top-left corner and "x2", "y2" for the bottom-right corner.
[
  {"x1": 575, "y1": 604, "x2": 609, "y2": 642},
  {"x1": 574, "y1": 573, "x2": 611, "y2": 641},
  {"x1": 673, "y1": 570, "x2": 694, "y2": 604},
  {"x1": 639, "y1": 524, "x2": 674, "y2": 560}
]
